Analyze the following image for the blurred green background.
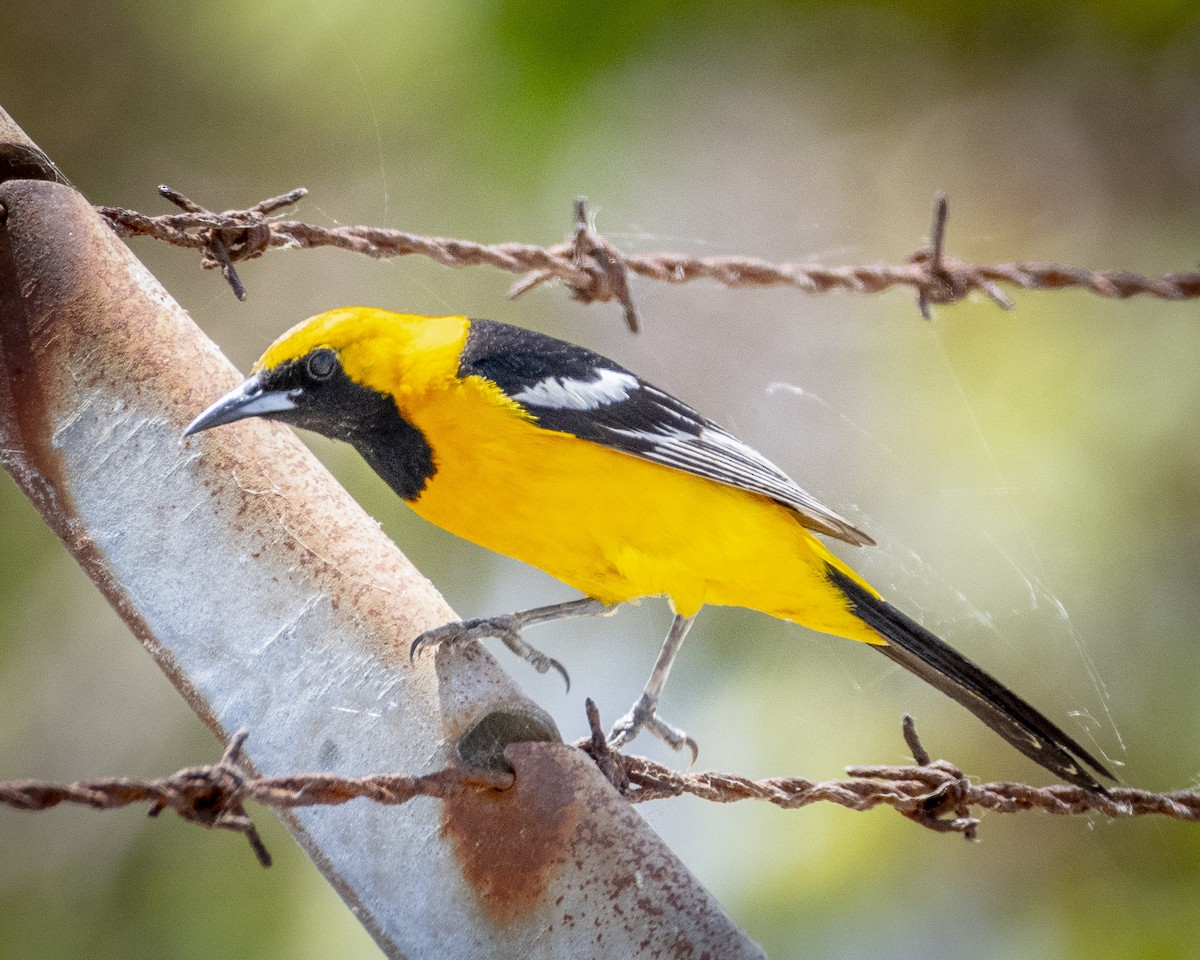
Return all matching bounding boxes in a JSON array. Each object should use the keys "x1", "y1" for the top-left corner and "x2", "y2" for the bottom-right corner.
[{"x1": 2, "y1": 1, "x2": 1199, "y2": 957}]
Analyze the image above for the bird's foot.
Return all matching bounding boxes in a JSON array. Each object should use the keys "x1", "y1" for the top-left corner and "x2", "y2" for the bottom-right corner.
[
  {"x1": 607, "y1": 694, "x2": 698, "y2": 764},
  {"x1": 409, "y1": 616, "x2": 570, "y2": 690}
]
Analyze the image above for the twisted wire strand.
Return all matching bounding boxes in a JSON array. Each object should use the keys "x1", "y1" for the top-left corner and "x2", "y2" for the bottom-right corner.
[{"x1": 96, "y1": 188, "x2": 1200, "y2": 328}]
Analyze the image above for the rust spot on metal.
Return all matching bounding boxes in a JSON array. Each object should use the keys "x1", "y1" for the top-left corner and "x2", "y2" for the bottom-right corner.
[
  {"x1": 0, "y1": 187, "x2": 69, "y2": 515},
  {"x1": 441, "y1": 741, "x2": 580, "y2": 924}
]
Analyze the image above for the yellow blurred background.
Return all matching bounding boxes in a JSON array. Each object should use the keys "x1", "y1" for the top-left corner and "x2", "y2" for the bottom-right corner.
[{"x1": 2, "y1": 1, "x2": 1199, "y2": 957}]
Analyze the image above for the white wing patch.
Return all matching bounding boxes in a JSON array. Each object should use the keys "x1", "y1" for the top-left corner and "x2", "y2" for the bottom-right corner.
[{"x1": 513, "y1": 368, "x2": 640, "y2": 411}]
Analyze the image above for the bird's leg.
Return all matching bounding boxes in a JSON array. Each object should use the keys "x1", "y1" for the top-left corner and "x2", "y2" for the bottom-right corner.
[
  {"x1": 608, "y1": 614, "x2": 698, "y2": 761},
  {"x1": 409, "y1": 597, "x2": 614, "y2": 690}
]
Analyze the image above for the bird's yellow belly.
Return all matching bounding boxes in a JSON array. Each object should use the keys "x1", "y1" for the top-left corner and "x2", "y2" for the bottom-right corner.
[{"x1": 408, "y1": 397, "x2": 879, "y2": 643}]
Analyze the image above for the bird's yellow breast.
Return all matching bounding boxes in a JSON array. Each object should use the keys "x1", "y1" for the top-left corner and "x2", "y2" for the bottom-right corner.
[{"x1": 401, "y1": 373, "x2": 878, "y2": 642}]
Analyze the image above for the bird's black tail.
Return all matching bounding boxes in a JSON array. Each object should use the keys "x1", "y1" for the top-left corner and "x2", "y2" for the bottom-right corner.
[{"x1": 826, "y1": 565, "x2": 1114, "y2": 791}]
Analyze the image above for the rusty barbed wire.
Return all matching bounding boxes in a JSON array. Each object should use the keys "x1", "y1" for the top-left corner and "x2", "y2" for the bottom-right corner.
[
  {"x1": 3, "y1": 711, "x2": 1197, "y2": 866},
  {"x1": 95, "y1": 187, "x2": 1200, "y2": 332},
  {"x1": 576, "y1": 705, "x2": 1200, "y2": 840},
  {"x1": 0, "y1": 729, "x2": 513, "y2": 867}
]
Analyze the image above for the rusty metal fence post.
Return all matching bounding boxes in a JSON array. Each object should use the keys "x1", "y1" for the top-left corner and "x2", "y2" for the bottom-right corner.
[{"x1": 0, "y1": 107, "x2": 765, "y2": 959}]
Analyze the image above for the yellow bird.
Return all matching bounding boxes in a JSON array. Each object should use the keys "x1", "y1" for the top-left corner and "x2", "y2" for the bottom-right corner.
[{"x1": 186, "y1": 307, "x2": 1112, "y2": 789}]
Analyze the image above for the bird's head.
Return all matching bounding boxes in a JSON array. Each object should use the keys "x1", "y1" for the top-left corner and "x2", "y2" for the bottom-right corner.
[{"x1": 184, "y1": 307, "x2": 468, "y2": 442}]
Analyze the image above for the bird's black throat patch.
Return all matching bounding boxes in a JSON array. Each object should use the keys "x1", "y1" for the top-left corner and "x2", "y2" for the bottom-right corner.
[{"x1": 260, "y1": 357, "x2": 436, "y2": 501}]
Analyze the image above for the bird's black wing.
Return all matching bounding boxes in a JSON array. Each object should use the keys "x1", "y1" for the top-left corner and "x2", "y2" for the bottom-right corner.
[{"x1": 460, "y1": 319, "x2": 874, "y2": 546}]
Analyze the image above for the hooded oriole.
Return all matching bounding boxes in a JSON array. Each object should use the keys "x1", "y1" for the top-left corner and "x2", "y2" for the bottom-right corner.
[{"x1": 186, "y1": 307, "x2": 1112, "y2": 789}]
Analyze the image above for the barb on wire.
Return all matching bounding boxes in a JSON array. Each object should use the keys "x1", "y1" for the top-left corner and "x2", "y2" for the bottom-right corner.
[
  {"x1": 95, "y1": 188, "x2": 1200, "y2": 327},
  {"x1": 509, "y1": 197, "x2": 642, "y2": 332},
  {"x1": 97, "y1": 186, "x2": 308, "y2": 302},
  {"x1": 912, "y1": 192, "x2": 1012, "y2": 318},
  {"x1": 4, "y1": 711, "x2": 1197, "y2": 864}
]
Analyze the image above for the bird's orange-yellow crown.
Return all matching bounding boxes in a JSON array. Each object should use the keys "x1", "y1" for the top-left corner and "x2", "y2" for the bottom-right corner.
[{"x1": 253, "y1": 308, "x2": 471, "y2": 396}]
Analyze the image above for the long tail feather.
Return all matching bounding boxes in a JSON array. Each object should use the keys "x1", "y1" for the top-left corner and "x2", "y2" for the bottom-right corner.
[{"x1": 826, "y1": 566, "x2": 1113, "y2": 790}]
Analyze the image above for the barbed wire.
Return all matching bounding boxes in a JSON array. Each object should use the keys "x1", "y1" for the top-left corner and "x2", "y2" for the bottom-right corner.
[
  {"x1": 0, "y1": 730, "x2": 513, "y2": 867},
  {"x1": 575, "y1": 704, "x2": 1199, "y2": 840},
  {"x1": 95, "y1": 187, "x2": 1200, "y2": 333},
  {"x1": 2, "y1": 706, "x2": 1195, "y2": 866}
]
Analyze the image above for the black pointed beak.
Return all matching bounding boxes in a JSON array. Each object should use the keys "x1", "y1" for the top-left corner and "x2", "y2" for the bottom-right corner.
[{"x1": 184, "y1": 374, "x2": 299, "y2": 437}]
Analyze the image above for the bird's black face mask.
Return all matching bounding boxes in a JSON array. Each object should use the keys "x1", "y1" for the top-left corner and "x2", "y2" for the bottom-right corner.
[{"x1": 185, "y1": 348, "x2": 436, "y2": 500}]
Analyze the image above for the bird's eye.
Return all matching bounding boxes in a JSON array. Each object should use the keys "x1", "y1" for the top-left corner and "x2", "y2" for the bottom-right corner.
[{"x1": 306, "y1": 348, "x2": 337, "y2": 381}]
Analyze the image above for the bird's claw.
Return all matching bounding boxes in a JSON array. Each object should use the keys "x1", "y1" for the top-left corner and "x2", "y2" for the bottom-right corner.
[
  {"x1": 409, "y1": 616, "x2": 571, "y2": 691},
  {"x1": 408, "y1": 617, "x2": 497, "y2": 660},
  {"x1": 608, "y1": 697, "x2": 699, "y2": 765},
  {"x1": 515, "y1": 645, "x2": 572, "y2": 691}
]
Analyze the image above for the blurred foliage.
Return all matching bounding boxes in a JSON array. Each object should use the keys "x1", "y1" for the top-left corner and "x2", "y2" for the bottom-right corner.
[{"x1": 2, "y1": 0, "x2": 1200, "y2": 957}]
